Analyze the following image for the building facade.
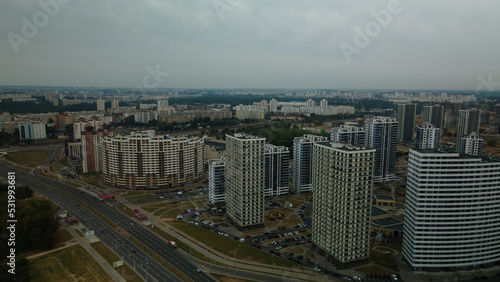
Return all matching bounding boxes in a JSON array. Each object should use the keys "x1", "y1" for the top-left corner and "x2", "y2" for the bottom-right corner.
[
  {"x1": 403, "y1": 149, "x2": 500, "y2": 271},
  {"x1": 101, "y1": 131, "x2": 204, "y2": 189},
  {"x1": 81, "y1": 129, "x2": 109, "y2": 173},
  {"x1": 456, "y1": 109, "x2": 481, "y2": 151},
  {"x1": 234, "y1": 105, "x2": 268, "y2": 120},
  {"x1": 330, "y1": 125, "x2": 365, "y2": 145},
  {"x1": 422, "y1": 105, "x2": 444, "y2": 130},
  {"x1": 18, "y1": 122, "x2": 46, "y2": 140},
  {"x1": 460, "y1": 133, "x2": 483, "y2": 156},
  {"x1": 225, "y1": 134, "x2": 266, "y2": 230},
  {"x1": 397, "y1": 104, "x2": 416, "y2": 142},
  {"x1": 208, "y1": 157, "x2": 226, "y2": 204},
  {"x1": 364, "y1": 116, "x2": 398, "y2": 183},
  {"x1": 292, "y1": 134, "x2": 329, "y2": 193},
  {"x1": 270, "y1": 98, "x2": 278, "y2": 112},
  {"x1": 97, "y1": 98, "x2": 105, "y2": 111},
  {"x1": 264, "y1": 144, "x2": 290, "y2": 197},
  {"x1": 416, "y1": 122, "x2": 440, "y2": 149},
  {"x1": 312, "y1": 143, "x2": 375, "y2": 269}
]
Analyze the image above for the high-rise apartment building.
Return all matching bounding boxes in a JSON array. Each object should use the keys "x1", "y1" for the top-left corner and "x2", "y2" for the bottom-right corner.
[
  {"x1": 320, "y1": 99, "x2": 328, "y2": 108},
  {"x1": 208, "y1": 157, "x2": 226, "y2": 204},
  {"x1": 403, "y1": 149, "x2": 500, "y2": 271},
  {"x1": 81, "y1": 129, "x2": 109, "y2": 173},
  {"x1": 364, "y1": 116, "x2": 398, "y2": 183},
  {"x1": 292, "y1": 134, "x2": 329, "y2": 193},
  {"x1": 270, "y1": 98, "x2": 278, "y2": 112},
  {"x1": 444, "y1": 103, "x2": 460, "y2": 129},
  {"x1": 111, "y1": 97, "x2": 119, "y2": 111},
  {"x1": 330, "y1": 125, "x2": 365, "y2": 145},
  {"x1": 97, "y1": 98, "x2": 105, "y2": 111},
  {"x1": 18, "y1": 122, "x2": 46, "y2": 140},
  {"x1": 73, "y1": 120, "x2": 103, "y2": 140},
  {"x1": 397, "y1": 104, "x2": 416, "y2": 142},
  {"x1": 264, "y1": 144, "x2": 289, "y2": 197},
  {"x1": 415, "y1": 122, "x2": 440, "y2": 149},
  {"x1": 225, "y1": 134, "x2": 266, "y2": 230},
  {"x1": 460, "y1": 133, "x2": 483, "y2": 156},
  {"x1": 306, "y1": 99, "x2": 315, "y2": 107},
  {"x1": 422, "y1": 105, "x2": 444, "y2": 129},
  {"x1": 101, "y1": 131, "x2": 204, "y2": 189},
  {"x1": 312, "y1": 143, "x2": 375, "y2": 269},
  {"x1": 456, "y1": 108, "x2": 481, "y2": 151}
]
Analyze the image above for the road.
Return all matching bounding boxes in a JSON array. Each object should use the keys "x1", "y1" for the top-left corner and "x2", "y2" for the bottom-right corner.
[{"x1": 0, "y1": 162, "x2": 215, "y2": 282}]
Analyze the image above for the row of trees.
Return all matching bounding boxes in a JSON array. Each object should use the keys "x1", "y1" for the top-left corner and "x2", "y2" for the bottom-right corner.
[
  {"x1": 240, "y1": 121, "x2": 329, "y2": 148},
  {"x1": 0, "y1": 185, "x2": 60, "y2": 259}
]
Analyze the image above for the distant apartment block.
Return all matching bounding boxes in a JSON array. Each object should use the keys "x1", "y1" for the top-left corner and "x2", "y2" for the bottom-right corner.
[
  {"x1": 330, "y1": 125, "x2": 365, "y2": 145},
  {"x1": 208, "y1": 157, "x2": 226, "y2": 204},
  {"x1": 111, "y1": 97, "x2": 119, "y2": 111},
  {"x1": 415, "y1": 122, "x2": 440, "y2": 149},
  {"x1": 444, "y1": 103, "x2": 460, "y2": 129},
  {"x1": 264, "y1": 144, "x2": 289, "y2": 197},
  {"x1": 18, "y1": 122, "x2": 46, "y2": 140},
  {"x1": 312, "y1": 143, "x2": 375, "y2": 269},
  {"x1": 124, "y1": 111, "x2": 158, "y2": 124},
  {"x1": 319, "y1": 99, "x2": 328, "y2": 108},
  {"x1": 456, "y1": 108, "x2": 481, "y2": 151},
  {"x1": 225, "y1": 133, "x2": 266, "y2": 230},
  {"x1": 306, "y1": 99, "x2": 315, "y2": 107},
  {"x1": 397, "y1": 104, "x2": 416, "y2": 142},
  {"x1": 292, "y1": 134, "x2": 328, "y2": 193},
  {"x1": 422, "y1": 105, "x2": 444, "y2": 129},
  {"x1": 270, "y1": 98, "x2": 278, "y2": 112},
  {"x1": 403, "y1": 149, "x2": 500, "y2": 271},
  {"x1": 460, "y1": 133, "x2": 483, "y2": 156},
  {"x1": 158, "y1": 99, "x2": 169, "y2": 109},
  {"x1": 139, "y1": 103, "x2": 156, "y2": 110},
  {"x1": 234, "y1": 104, "x2": 268, "y2": 120},
  {"x1": 364, "y1": 116, "x2": 397, "y2": 183},
  {"x1": 97, "y1": 98, "x2": 105, "y2": 111},
  {"x1": 101, "y1": 131, "x2": 204, "y2": 189}
]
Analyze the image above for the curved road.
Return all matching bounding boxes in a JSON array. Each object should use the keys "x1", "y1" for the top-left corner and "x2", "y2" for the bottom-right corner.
[{"x1": 0, "y1": 162, "x2": 214, "y2": 282}]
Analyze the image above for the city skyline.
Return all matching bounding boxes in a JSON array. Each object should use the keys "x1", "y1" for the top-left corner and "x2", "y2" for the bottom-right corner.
[{"x1": 1, "y1": 1, "x2": 500, "y2": 90}]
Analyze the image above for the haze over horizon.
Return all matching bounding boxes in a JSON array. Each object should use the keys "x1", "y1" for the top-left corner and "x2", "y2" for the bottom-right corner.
[{"x1": 1, "y1": 0, "x2": 500, "y2": 91}]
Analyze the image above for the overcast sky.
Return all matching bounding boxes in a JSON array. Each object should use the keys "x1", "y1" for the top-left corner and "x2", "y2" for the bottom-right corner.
[{"x1": 1, "y1": 0, "x2": 500, "y2": 90}]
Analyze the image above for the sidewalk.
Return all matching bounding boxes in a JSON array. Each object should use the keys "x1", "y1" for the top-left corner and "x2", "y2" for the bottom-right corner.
[
  {"x1": 130, "y1": 202, "x2": 334, "y2": 282},
  {"x1": 66, "y1": 226, "x2": 126, "y2": 282}
]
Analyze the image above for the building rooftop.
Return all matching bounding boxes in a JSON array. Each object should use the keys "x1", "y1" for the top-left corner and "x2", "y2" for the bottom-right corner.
[
  {"x1": 230, "y1": 133, "x2": 264, "y2": 140},
  {"x1": 371, "y1": 206, "x2": 390, "y2": 218},
  {"x1": 372, "y1": 217, "x2": 403, "y2": 229},
  {"x1": 374, "y1": 194, "x2": 395, "y2": 201}
]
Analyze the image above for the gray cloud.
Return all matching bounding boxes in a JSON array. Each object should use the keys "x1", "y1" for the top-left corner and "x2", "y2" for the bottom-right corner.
[{"x1": 1, "y1": 0, "x2": 499, "y2": 90}]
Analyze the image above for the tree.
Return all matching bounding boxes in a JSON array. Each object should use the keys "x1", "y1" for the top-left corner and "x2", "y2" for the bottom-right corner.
[
  {"x1": 487, "y1": 139, "x2": 498, "y2": 147},
  {"x1": 64, "y1": 124, "x2": 74, "y2": 137}
]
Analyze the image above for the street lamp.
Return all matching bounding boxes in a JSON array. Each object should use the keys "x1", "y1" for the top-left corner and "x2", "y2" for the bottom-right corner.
[
  {"x1": 271, "y1": 253, "x2": 275, "y2": 273},
  {"x1": 132, "y1": 250, "x2": 137, "y2": 270}
]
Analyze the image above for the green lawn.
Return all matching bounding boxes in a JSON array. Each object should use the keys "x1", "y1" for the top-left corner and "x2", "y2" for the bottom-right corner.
[
  {"x1": 29, "y1": 245, "x2": 113, "y2": 282},
  {"x1": 170, "y1": 221, "x2": 304, "y2": 269},
  {"x1": 90, "y1": 241, "x2": 142, "y2": 282},
  {"x1": 5, "y1": 150, "x2": 50, "y2": 166},
  {"x1": 55, "y1": 229, "x2": 74, "y2": 244}
]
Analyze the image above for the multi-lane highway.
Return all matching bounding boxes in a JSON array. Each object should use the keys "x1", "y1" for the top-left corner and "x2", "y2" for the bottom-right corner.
[{"x1": 0, "y1": 162, "x2": 214, "y2": 282}]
